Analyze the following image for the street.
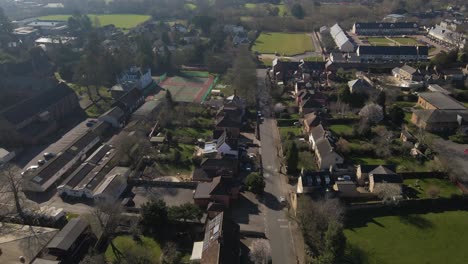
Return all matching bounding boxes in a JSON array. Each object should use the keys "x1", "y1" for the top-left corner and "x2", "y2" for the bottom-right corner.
[{"x1": 256, "y1": 69, "x2": 297, "y2": 263}]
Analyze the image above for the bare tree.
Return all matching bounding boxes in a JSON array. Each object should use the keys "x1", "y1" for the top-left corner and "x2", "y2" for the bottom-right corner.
[
  {"x1": 0, "y1": 164, "x2": 34, "y2": 221},
  {"x1": 249, "y1": 239, "x2": 271, "y2": 264},
  {"x1": 374, "y1": 184, "x2": 402, "y2": 205},
  {"x1": 359, "y1": 103, "x2": 383, "y2": 124}
]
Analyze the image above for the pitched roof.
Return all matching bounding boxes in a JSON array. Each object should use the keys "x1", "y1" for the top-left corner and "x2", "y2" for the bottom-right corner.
[
  {"x1": 348, "y1": 79, "x2": 371, "y2": 90},
  {"x1": 46, "y1": 218, "x2": 89, "y2": 251},
  {"x1": 304, "y1": 112, "x2": 321, "y2": 127},
  {"x1": 412, "y1": 109, "x2": 468, "y2": 123},
  {"x1": 215, "y1": 115, "x2": 241, "y2": 128},
  {"x1": 358, "y1": 45, "x2": 428, "y2": 56},
  {"x1": 330, "y1": 23, "x2": 354, "y2": 50},
  {"x1": 354, "y1": 22, "x2": 418, "y2": 29},
  {"x1": 359, "y1": 164, "x2": 396, "y2": 174},
  {"x1": 194, "y1": 176, "x2": 232, "y2": 199},
  {"x1": 102, "y1": 106, "x2": 125, "y2": 120},
  {"x1": 369, "y1": 165, "x2": 397, "y2": 176},
  {"x1": 310, "y1": 124, "x2": 326, "y2": 141},
  {"x1": 400, "y1": 65, "x2": 417, "y2": 75},
  {"x1": 115, "y1": 88, "x2": 143, "y2": 108},
  {"x1": 418, "y1": 92, "x2": 466, "y2": 110},
  {"x1": 216, "y1": 131, "x2": 238, "y2": 150},
  {"x1": 31, "y1": 151, "x2": 75, "y2": 186},
  {"x1": 1, "y1": 82, "x2": 75, "y2": 125}
]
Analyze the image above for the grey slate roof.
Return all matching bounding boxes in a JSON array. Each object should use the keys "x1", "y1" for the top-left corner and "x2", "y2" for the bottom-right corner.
[
  {"x1": 358, "y1": 45, "x2": 428, "y2": 56},
  {"x1": 330, "y1": 23, "x2": 354, "y2": 51},
  {"x1": 413, "y1": 109, "x2": 468, "y2": 123},
  {"x1": 418, "y1": 92, "x2": 466, "y2": 110},
  {"x1": 354, "y1": 22, "x2": 418, "y2": 29},
  {"x1": 47, "y1": 218, "x2": 88, "y2": 251},
  {"x1": 310, "y1": 124, "x2": 325, "y2": 141}
]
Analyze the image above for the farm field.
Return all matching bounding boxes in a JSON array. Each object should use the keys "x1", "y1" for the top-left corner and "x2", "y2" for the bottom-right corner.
[
  {"x1": 345, "y1": 211, "x2": 468, "y2": 264},
  {"x1": 37, "y1": 14, "x2": 151, "y2": 29},
  {"x1": 252, "y1": 32, "x2": 314, "y2": 56}
]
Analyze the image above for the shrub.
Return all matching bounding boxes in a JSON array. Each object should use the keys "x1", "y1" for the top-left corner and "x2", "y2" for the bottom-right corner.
[{"x1": 246, "y1": 172, "x2": 266, "y2": 194}]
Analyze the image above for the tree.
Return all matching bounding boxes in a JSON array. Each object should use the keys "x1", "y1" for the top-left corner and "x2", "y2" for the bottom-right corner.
[
  {"x1": 162, "y1": 242, "x2": 182, "y2": 264},
  {"x1": 426, "y1": 185, "x2": 440, "y2": 198},
  {"x1": 376, "y1": 91, "x2": 387, "y2": 117},
  {"x1": 0, "y1": 165, "x2": 25, "y2": 220},
  {"x1": 359, "y1": 104, "x2": 384, "y2": 124},
  {"x1": 316, "y1": 221, "x2": 346, "y2": 264},
  {"x1": 374, "y1": 184, "x2": 402, "y2": 205},
  {"x1": 336, "y1": 138, "x2": 351, "y2": 154},
  {"x1": 141, "y1": 199, "x2": 169, "y2": 233},
  {"x1": 249, "y1": 239, "x2": 271, "y2": 264},
  {"x1": 286, "y1": 141, "x2": 299, "y2": 175},
  {"x1": 168, "y1": 203, "x2": 202, "y2": 223},
  {"x1": 245, "y1": 172, "x2": 266, "y2": 194},
  {"x1": 230, "y1": 47, "x2": 257, "y2": 106},
  {"x1": 291, "y1": 3, "x2": 305, "y2": 19},
  {"x1": 192, "y1": 15, "x2": 215, "y2": 34},
  {"x1": 0, "y1": 7, "x2": 13, "y2": 34},
  {"x1": 389, "y1": 105, "x2": 405, "y2": 126}
]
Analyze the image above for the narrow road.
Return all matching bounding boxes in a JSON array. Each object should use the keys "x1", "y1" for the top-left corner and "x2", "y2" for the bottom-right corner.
[{"x1": 256, "y1": 69, "x2": 297, "y2": 263}]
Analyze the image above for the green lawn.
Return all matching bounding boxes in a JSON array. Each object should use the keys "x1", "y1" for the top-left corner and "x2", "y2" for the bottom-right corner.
[
  {"x1": 38, "y1": 14, "x2": 151, "y2": 29},
  {"x1": 252, "y1": 32, "x2": 314, "y2": 56},
  {"x1": 166, "y1": 127, "x2": 212, "y2": 139},
  {"x1": 330, "y1": 124, "x2": 354, "y2": 136},
  {"x1": 279, "y1": 126, "x2": 303, "y2": 140},
  {"x1": 345, "y1": 211, "x2": 468, "y2": 264},
  {"x1": 105, "y1": 236, "x2": 162, "y2": 263},
  {"x1": 185, "y1": 2, "x2": 197, "y2": 10},
  {"x1": 352, "y1": 157, "x2": 386, "y2": 165},
  {"x1": 298, "y1": 151, "x2": 317, "y2": 171},
  {"x1": 303, "y1": 56, "x2": 324, "y2": 62},
  {"x1": 245, "y1": 3, "x2": 288, "y2": 16},
  {"x1": 391, "y1": 37, "x2": 419, "y2": 45},
  {"x1": 404, "y1": 178, "x2": 462, "y2": 199},
  {"x1": 367, "y1": 37, "x2": 394, "y2": 46}
]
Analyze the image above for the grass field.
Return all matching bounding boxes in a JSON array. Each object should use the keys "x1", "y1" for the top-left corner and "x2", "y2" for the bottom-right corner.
[
  {"x1": 330, "y1": 124, "x2": 354, "y2": 136},
  {"x1": 345, "y1": 211, "x2": 468, "y2": 264},
  {"x1": 252, "y1": 32, "x2": 314, "y2": 56},
  {"x1": 366, "y1": 37, "x2": 420, "y2": 46},
  {"x1": 279, "y1": 126, "x2": 303, "y2": 140},
  {"x1": 404, "y1": 178, "x2": 462, "y2": 199},
  {"x1": 105, "y1": 236, "x2": 162, "y2": 263},
  {"x1": 367, "y1": 37, "x2": 394, "y2": 46},
  {"x1": 391, "y1": 37, "x2": 419, "y2": 45},
  {"x1": 38, "y1": 14, "x2": 151, "y2": 29}
]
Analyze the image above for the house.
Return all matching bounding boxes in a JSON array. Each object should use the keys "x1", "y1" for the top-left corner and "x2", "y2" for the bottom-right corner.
[
  {"x1": 214, "y1": 94, "x2": 245, "y2": 138},
  {"x1": 93, "y1": 166, "x2": 130, "y2": 203},
  {"x1": 0, "y1": 148, "x2": 15, "y2": 166},
  {"x1": 357, "y1": 164, "x2": 397, "y2": 185},
  {"x1": 314, "y1": 137, "x2": 344, "y2": 170},
  {"x1": 0, "y1": 223, "x2": 59, "y2": 264},
  {"x1": 356, "y1": 46, "x2": 428, "y2": 62},
  {"x1": 348, "y1": 79, "x2": 373, "y2": 94},
  {"x1": 42, "y1": 218, "x2": 94, "y2": 262},
  {"x1": 297, "y1": 90, "x2": 326, "y2": 114},
  {"x1": 35, "y1": 37, "x2": 76, "y2": 51},
  {"x1": 271, "y1": 59, "x2": 300, "y2": 83},
  {"x1": 428, "y1": 22, "x2": 466, "y2": 49},
  {"x1": 192, "y1": 156, "x2": 238, "y2": 181},
  {"x1": 116, "y1": 66, "x2": 153, "y2": 91},
  {"x1": 417, "y1": 92, "x2": 466, "y2": 110},
  {"x1": 427, "y1": 84, "x2": 452, "y2": 95},
  {"x1": 193, "y1": 212, "x2": 240, "y2": 264},
  {"x1": 352, "y1": 22, "x2": 419, "y2": 35},
  {"x1": 308, "y1": 124, "x2": 326, "y2": 150},
  {"x1": 193, "y1": 177, "x2": 239, "y2": 208},
  {"x1": 0, "y1": 82, "x2": 79, "y2": 146},
  {"x1": 368, "y1": 166, "x2": 402, "y2": 193},
  {"x1": 442, "y1": 68, "x2": 465, "y2": 81},
  {"x1": 303, "y1": 112, "x2": 322, "y2": 134},
  {"x1": 215, "y1": 131, "x2": 238, "y2": 157},
  {"x1": 98, "y1": 106, "x2": 126, "y2": 128},
  {"x1": 330, "y1": 23, "x2": 355, "y2": 52},
  {"x1": 27, "y1": 20, "x2": 67, "y2": 35},
  {"x1": 113, "y1": 88, "x2": 145, "y2": 116},
  {"x1": 411, "y1": 109, "x2": 468, "y2": 133},
  {"x1": 392, "y1": 65, "x2": 423, "y2": 81}
]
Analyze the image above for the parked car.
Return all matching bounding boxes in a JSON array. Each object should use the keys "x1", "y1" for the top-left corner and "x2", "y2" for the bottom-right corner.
[
  {"x1": 37, "y1": 159, "x2": 46, "y2": 166},
  {"x1": 43, "y1": 152, "x2": 55, "y2": 160}
]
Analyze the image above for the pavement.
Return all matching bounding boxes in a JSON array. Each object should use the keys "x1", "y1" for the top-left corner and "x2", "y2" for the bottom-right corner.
[{"x1": 256, "y1": 69, "x2": 299, "y2": 263}]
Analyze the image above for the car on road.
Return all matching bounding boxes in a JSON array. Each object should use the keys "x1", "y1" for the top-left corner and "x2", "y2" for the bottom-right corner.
[
  {"x1": 43, "y1": 152, "x2": 55, "y2": 160},
  {"x1": 21, "y1": 165, "x2": 39, "y2": 176},
  {"x1": 37, "y1": 159, "x2": 46, "y2": 166}
]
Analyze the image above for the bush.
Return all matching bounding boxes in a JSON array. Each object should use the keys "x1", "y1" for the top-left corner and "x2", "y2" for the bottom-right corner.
[
  {"x1": 246, "y1": 172, "x2": 266, "y2": 194},
  {"x1": 449, "y1": 133, "x2": 468, "y2": 144}
]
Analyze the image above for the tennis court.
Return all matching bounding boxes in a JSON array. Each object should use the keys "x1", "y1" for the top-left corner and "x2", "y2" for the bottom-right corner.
[{"x1": 158, "y1": 72, "x2": 216, "y2": 103}]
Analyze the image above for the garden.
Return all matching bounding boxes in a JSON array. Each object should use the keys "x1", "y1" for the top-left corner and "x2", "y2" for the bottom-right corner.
[
  {"x1": 252, "y1": 32, "x2": 314, "y2": 56},
  {"x1": 38, "y1": 14, "x2": 151, "y2": 30}
]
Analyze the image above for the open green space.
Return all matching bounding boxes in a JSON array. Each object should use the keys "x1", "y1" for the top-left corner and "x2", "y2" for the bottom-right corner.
[
  {"x1": 298, "y1": 151, "x2": 317, "y2": 171},
  {"x1": 105, "y1": 235, "x2": 162, "y2": 263},
  {"x1": 367, "y1": 37, "x2": 394, "y2": 46},
  {"x1": 304, "y1": 56, "x2": 324, "y2": 62},
  {"x1": 166, "y1": 126, "x2": 212, "y2": 139},
  {"x1": 252, "y1": 32, "x2": 314, "y2": 56},
  {"x1": 245, "y1": 3, "x2": 288, "y2": 16},
  {"x1": 279, "y1": 126, "x2": 303, "y2": 140},
  {"x1": 391, "y1": 37, "x2": 419, "y2": 45},
  {"x1": 38, "y1": 14, "x2": 151, "y2": 29},
  {"x1": 404, "y1": 178, "x2": 462, "y2": 199},
  {"x1": 330, "y1": 124, "x2": 354, "y2": 136},
  {"x1": 185, "y1": 2, "x2": 197, "y2": 10},
  {"x1": 345, "y1": 211, "x2": 468, "y2": 264}
]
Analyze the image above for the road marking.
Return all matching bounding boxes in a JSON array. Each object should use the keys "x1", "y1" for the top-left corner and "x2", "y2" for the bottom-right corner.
[
  {"x1": 279, "y1": 225, "x2": 289, "y2": 229},
  {"x1": 264, "y1": 173, "x2": 270, "y2": 178},
  {"x1": 278, "y1": 219, "x2": 288, "y2": 222}
]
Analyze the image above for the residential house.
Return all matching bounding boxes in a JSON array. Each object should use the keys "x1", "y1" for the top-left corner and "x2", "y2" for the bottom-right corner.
[
  {"x1": 27, "y1": 20, "x2": 67, "y2": 35},
  {"x1": 427, "y1": 84, "x2": 452, "y2": 95},
  {"x1": 429, "y1": 21, "x2": 466, "y2": 49},
  {"x1": 0, "y1": 82, "x2": 79, "y2": 146},
  {"x1": 113, "y1": 88, "x2": 145, "y2": 116},
  {"x1": 215, "y1": 131, "x2": 239, "y2": 158},
  {"x1": 271, "y1": 59, "x2": 300, "y2": 83},
  {"x1": 40, "y1": 218, "x2": 95, "y2": 262},
  {"x1": 330, "y1": 23, "x2": 355, "y2": 52},
  {"x1": 192, "y1": 156, "x2": 238, "y2": 182},
  {"x1": 357, "y1": 164, "x2": 397, "y2": 185},
  {"x1": 411, "y1": 109, "x2": 468, "y2": 133},
  {"x1": 368, "y1": 166, "x2": 402, "y2": 193},
  {"x1": 303, "y1": 112, "x2": 322, "y2": 134},
  {"x1": 356, "y1": 46, "x2": 428, "y2": 62},
  {"x1": 116, "y1": 66, "x2": 153, "y2": 91},
  {"x1": 392, "y1": 65, "x2": 423, "y2": 81},
  {"x1": 192, "y1": 212, "x2": 240, "y2": 264},
  {"x1": 13, "y1": 26, "x2": 39, "y2": 46},
  {"x1": 348, "y1": 79, "x2": 373, "y2": 94},
  {"x1": 314, "y1": 137, "x2": 344, "y2": 170},
  {"x1": 308, "y1": 124, "x2": 326, "y2": 150},
  {"x1": 297, "y1": 90, "x2": 327, "y2": 114},
  {"x1": 416, "y1": 92, "x2": 466, "y2": 110},
  {"x1": 35, "y1": 37, "x2": 76, "y2": 51},
  {"x1": 193, "y1": 177, "x2": 239, "y2": 208},
  {"x1": 98, "y1": 106, "x2": 126, "y2": 128},
  {"x1": 352, "y1": 22, "x2": 419, "y2": 35}
]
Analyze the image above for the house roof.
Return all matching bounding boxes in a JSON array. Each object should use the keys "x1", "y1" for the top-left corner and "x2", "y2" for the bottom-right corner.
[
  {"x1": 412, "y1": 109, "x2": 468, "y2": 123},
  {"x1": 31, "y1": 151, "x2": 75, "y2": 186},
  {"x1": 46, "y1": 218, "x2": 89, "y2": 251},
  {"x1": 357, "y1": 45, "x2": 428, "y2": 56},
  {"x1": 0, "y1": 82, "x2": 75, "y2": 125},
  {"x1": 399, "y1": 65, "x2": 418, "y2": 75},
  {"x1": 60, "y1": 162, "x2": 96, "y2": 189},
  {"x1": 315, "y1": 137, "x2": 342, "y2": 161},
  {"x1": 369, "y1": 165, "x2": 397, "y2": 176},
  {"x1": 194, "y1": 176, "x2": 231, "y2": 199},
  {"x1": 418, "y1": 92, "x2": 466, "y2": 110},
  {"x1": 354, "y1": 22, "x2": 418, "y2": 29},
  {"x1": 85, "y1": 144, "x2": 113, "y2": 165},
  {"x1": 359, "y1": 164, "x2": 397, "y2": 174},
  {"x1": 115, "y1": 88, "x2": 143, "y2": 109},
  {"x1": 303, "y1": 112, "x2": 321, "y2": 127},
  {"x1": 310, "y1": 124, "x2": 326, "y2": 141},
  {"x1": 102, "y1": 106, "x2": 125, "y2": 120},
  {"x1": 348, "y1": 79, "x2": 371, "y2": 90},
  {"x1": 216, "y1": 131, "x2": 238, "y2": 150},
  {"x1": 65, "y1": 131, "x2": 99, "y2": 156},
  {"x1": 215, "y1": 115, "x2": 241, "y2": 128},
  {"x1": 330, "y1": 23, "x2": 354, "y2": 50},
  {"x1": 427, "y1": 84, "x2": 451, "y2": 95},
  {"x1": 93, "y1": 166, "x2": 129, "y2": 196}
]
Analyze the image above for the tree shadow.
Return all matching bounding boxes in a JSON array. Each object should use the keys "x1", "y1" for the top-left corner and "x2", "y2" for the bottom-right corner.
[
  {"x1": 343, "y1": 244, "x2": 370, "y2": 264},
  {"x1": 399, "y1": 214, "x2": 434, "y2": 230},
  {"x1": 403, "y1": 186, "x2": 421, "y2": 199},
  {"x1": 231, "y1": 194, "x2": 261, "y2": 224},
  {"x1": 258, "y1": 191, "x2": 282, "y2": 211}
]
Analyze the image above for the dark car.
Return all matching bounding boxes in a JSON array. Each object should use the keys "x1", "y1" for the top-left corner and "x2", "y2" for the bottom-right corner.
[
  {"x1": 37, "y1": 159, "x2": 46, "y2": 166},
  {"x1": 43, "y1": 152, "x2": 55, "y2": 160}
]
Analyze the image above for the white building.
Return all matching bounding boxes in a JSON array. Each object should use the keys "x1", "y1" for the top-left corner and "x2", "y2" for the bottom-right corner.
[
  {"x1": 116, "y1": 66, "x2": 153, "y2": 91},
  {"x1": 93, "y1": 166, "x2": 130, "y2": 202},
  {"x1": 330, "y1": 24, "x2": 355, "y2": 52}
]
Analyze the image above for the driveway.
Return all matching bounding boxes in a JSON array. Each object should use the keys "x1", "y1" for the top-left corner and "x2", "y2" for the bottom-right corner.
[{"x1": 256, "y1": 69, "x2": 298, "y2": 263}]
